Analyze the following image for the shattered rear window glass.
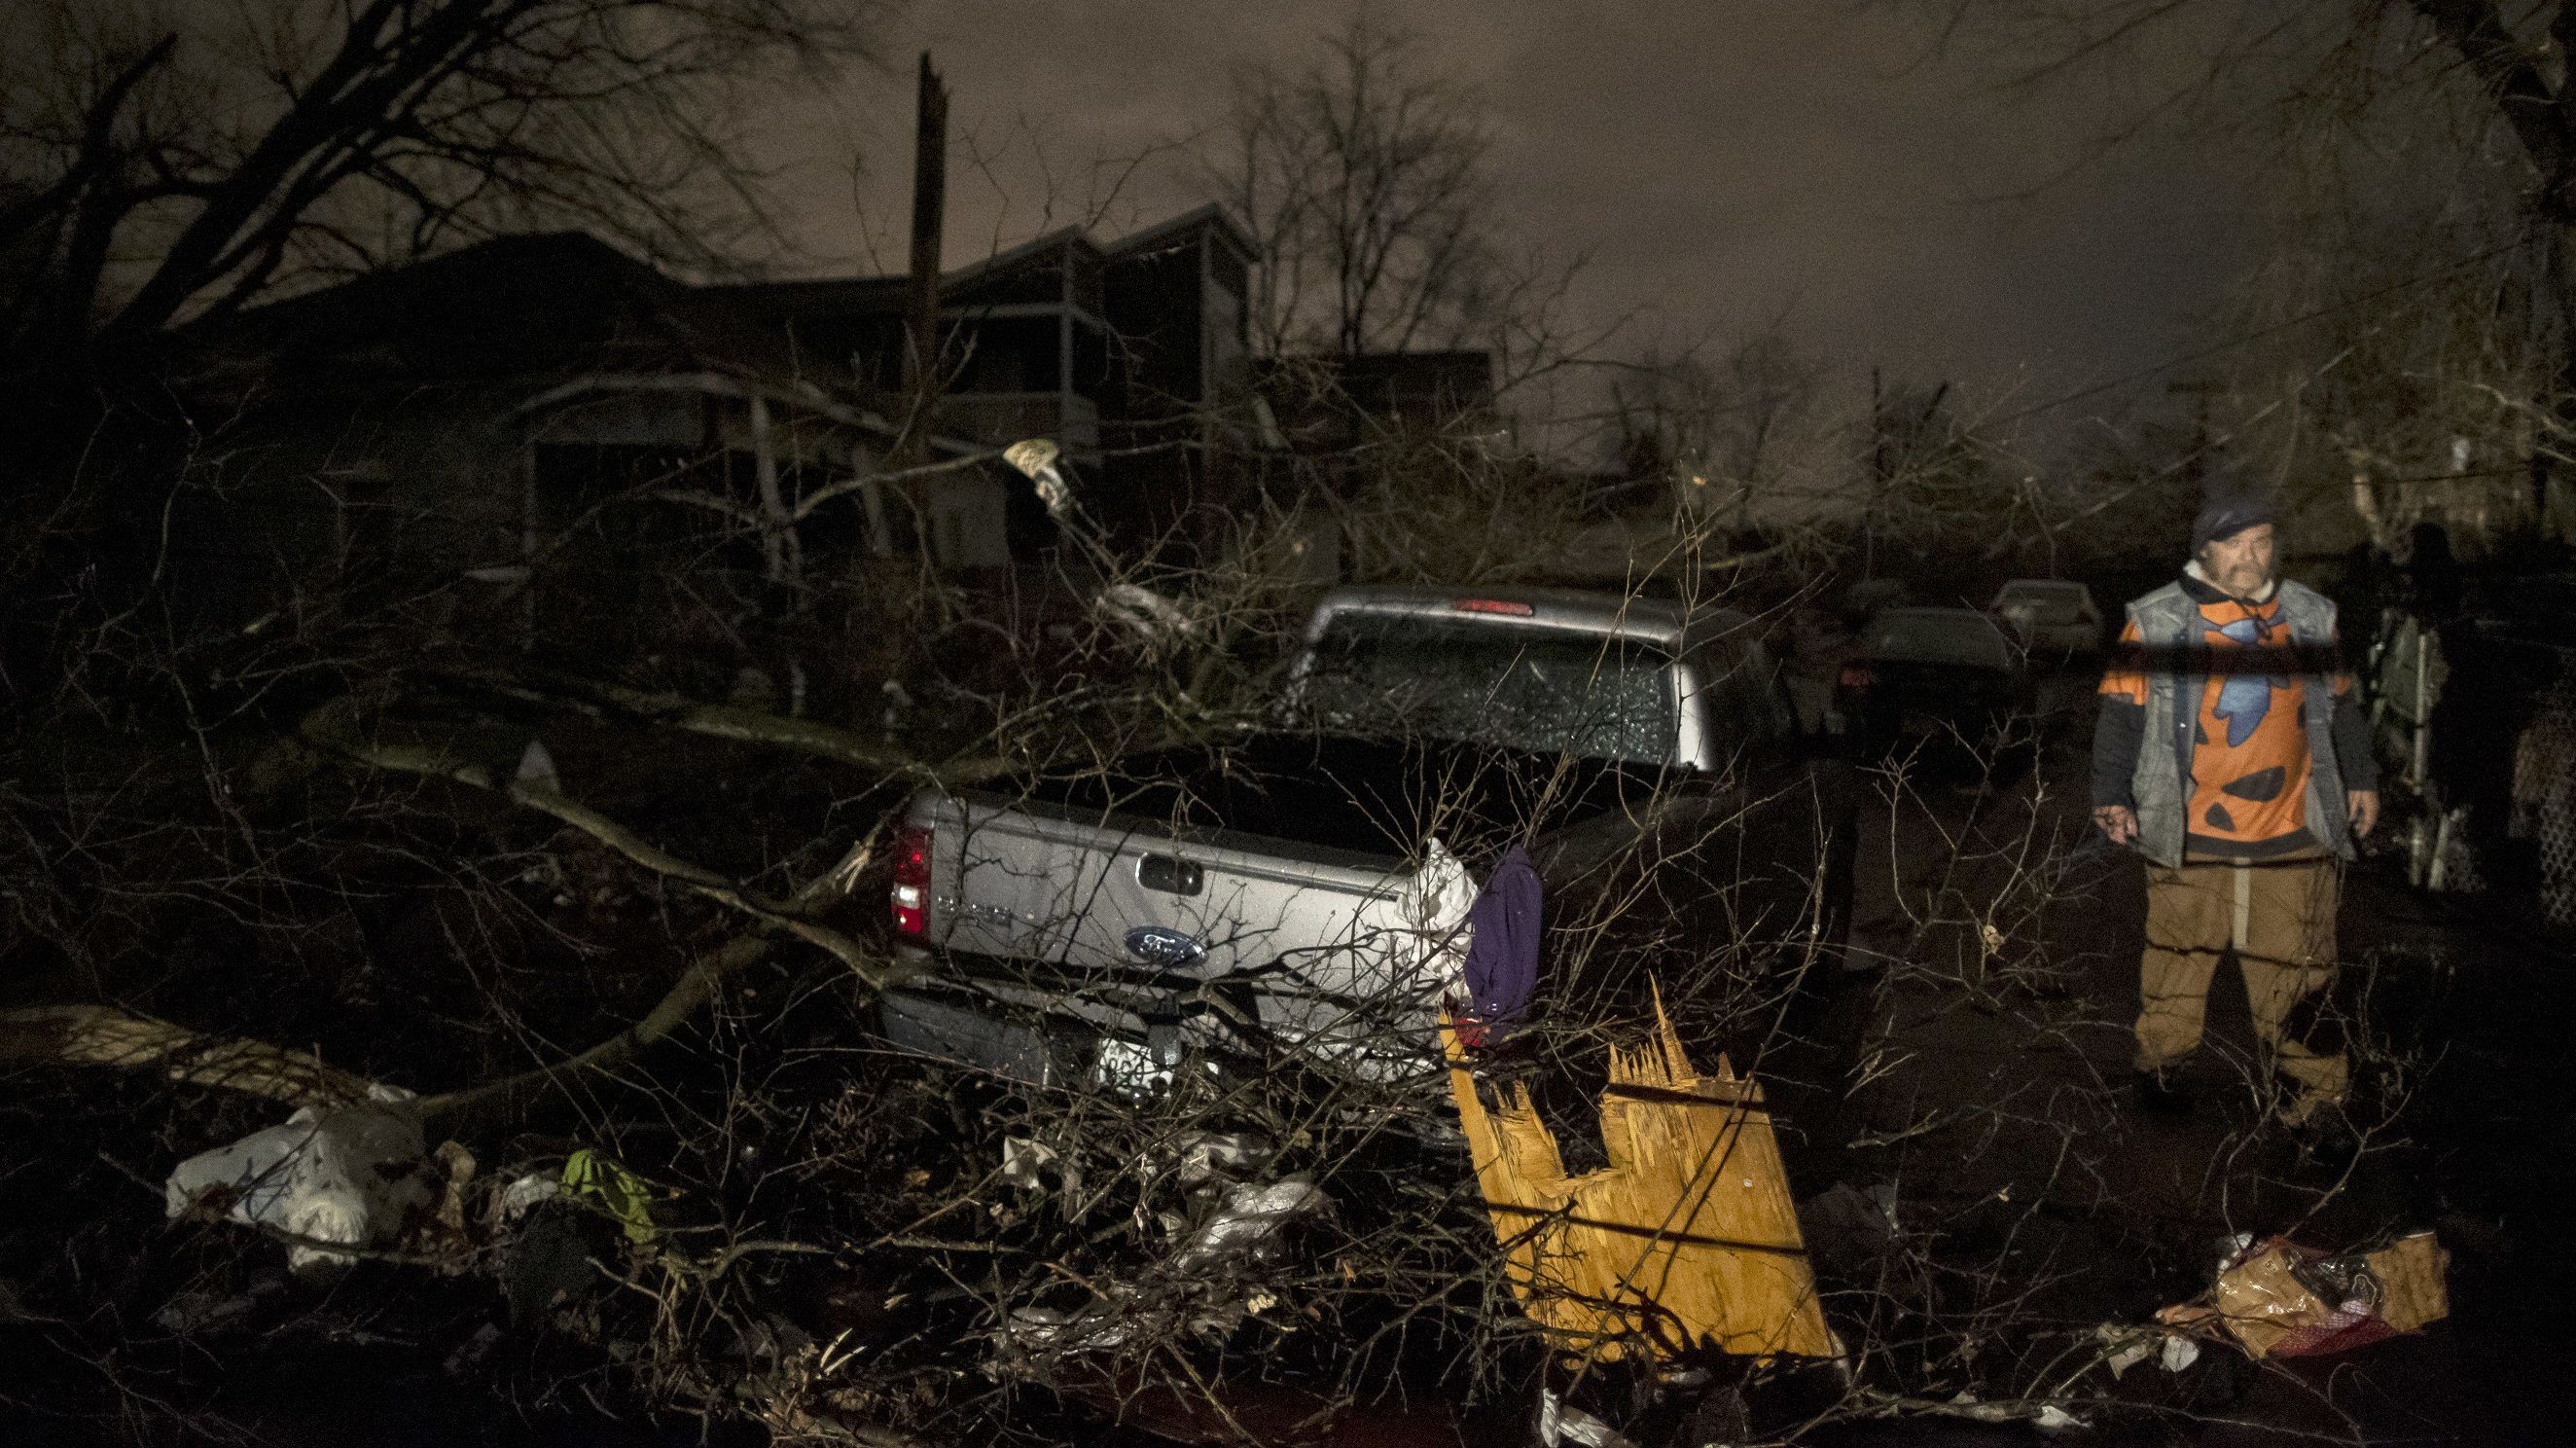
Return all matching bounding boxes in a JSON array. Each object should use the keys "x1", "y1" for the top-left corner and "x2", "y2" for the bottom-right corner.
[{"x1": 1298, "y1": 614, "x2": 1678, "y2": 764}]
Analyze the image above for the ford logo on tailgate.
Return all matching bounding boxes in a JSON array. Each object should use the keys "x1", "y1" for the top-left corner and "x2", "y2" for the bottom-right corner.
[{"x1": 1124, "y1": 924, "x2": 1205, "y2": 968}]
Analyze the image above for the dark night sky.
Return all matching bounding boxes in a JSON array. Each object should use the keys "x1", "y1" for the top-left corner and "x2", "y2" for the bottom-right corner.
[{"x1": 751, "y1": 2, "x2": 2259, "y2": 430}]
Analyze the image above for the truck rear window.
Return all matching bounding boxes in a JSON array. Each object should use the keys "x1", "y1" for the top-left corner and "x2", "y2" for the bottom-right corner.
[{"x1": 1299, "y1": 614, "x2": 1679, "y2": 764}]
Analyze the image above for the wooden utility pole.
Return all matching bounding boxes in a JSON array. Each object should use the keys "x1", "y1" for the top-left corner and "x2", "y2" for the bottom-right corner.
[
  {"x1": 1863, "y1": 366, "x2": 1883, "y2": 578},
  {"x1": 2168, "y1": 378, "x2": 2223, "y2": 491},
  {"x1": 901, "y1": 52, "x2": 948, "y2": 466}
]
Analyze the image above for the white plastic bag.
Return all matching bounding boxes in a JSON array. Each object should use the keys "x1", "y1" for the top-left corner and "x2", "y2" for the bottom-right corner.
[{"x1": 165, "y1": 1091, "x2": 431, "y2": 1275}]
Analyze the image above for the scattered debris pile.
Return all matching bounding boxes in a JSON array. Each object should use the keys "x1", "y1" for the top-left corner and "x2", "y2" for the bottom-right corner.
[
  {"x1": 2160, "y1": 1229, "x2": 2451, "y2": 1360},
  {"x1": 998, "y1": 1129, "x2": 1326, "y2": 1367}
]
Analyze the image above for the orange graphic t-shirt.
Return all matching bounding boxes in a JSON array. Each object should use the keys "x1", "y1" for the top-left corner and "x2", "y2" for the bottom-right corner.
[{"x1": 2099, "y1": 591, "x2": 2351, "y2": 861}]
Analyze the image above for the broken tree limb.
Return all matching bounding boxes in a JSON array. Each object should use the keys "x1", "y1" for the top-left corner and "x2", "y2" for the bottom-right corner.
[
  {"x1": 424, "y1": 667, "x2": 1016, "y2": 785},
  {"x1": 6, "y1": 716, "x2": 905, "y2": 1122},
  {"x1": 0, "y1": 1003, "x2": 378, "y2": 1107},
  {"x1": 285, "y1": 703, "x2": 921, "y2": 1126},
  {"x1": 419, "y1": 830, "x2": 900, "y2": 1126},
  {"x1": 417, "y1": 935, "x2": 774, "y2": 1127},
  {"x1": 295, "y1": 709, "x2": 887, "y2": 988}
]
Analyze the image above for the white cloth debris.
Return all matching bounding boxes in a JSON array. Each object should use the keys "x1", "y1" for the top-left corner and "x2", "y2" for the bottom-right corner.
[
  {"x1": 1539, "y1": 1389, "x2": 1640, "y2": 1448},
  {"x1": 1095, "y1": 583, "x2": 1201, "y2": 644},
  {"x1": 1169, "y1": 1131, "x2": 1270, "y2": 1186},
  {"x1": 988, "y1": 1133, "x2": 1060, "y2": 1190},
  {"x1": 164, "y1": 1093, "x2": 431, "y2": 1275},
  {"x1": 1175, "y1": 1176, "x2": 1321, "y2": 1273},
  {"x1": 2161, "y1": 1333, "x2": 2200, "y2": 1373},
  {"x1": 1399, "y1": 837, "x2": 1478, "y2": 996}
]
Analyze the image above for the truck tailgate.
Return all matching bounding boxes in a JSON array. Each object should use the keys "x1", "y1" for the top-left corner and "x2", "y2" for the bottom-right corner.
[{"x1": 925, "y1": 791, "x2": 1474, "y2": 1064}]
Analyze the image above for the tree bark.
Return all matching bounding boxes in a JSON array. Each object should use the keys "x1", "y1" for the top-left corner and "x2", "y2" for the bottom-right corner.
[{"x1": 0, "y1": 1004, "x2": 379, "y2": 1107}]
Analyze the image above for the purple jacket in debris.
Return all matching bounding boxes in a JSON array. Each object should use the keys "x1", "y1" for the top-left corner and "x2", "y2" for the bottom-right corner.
[{"x1": 1463, "y1": 845, "x2": 1541, "y2": 1030}]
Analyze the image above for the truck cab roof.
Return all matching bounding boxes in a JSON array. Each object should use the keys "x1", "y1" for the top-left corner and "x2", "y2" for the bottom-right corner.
[{"x1": 1307, "y1": 584, "x2": 1766, "y2": 658}]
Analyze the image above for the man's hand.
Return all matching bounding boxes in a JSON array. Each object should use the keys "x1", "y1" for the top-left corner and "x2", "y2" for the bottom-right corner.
[
  {"x1": 2093, "y1": 804, "x2": 2139, "y2": 847},
  {"x1": 2347, "y1": 789, "x2": 2380, "y2": 839}
]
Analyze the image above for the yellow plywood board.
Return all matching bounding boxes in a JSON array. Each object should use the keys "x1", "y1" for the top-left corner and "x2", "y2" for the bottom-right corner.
[{"x1": 1445, "y1": 997, "x2": 1838, "y2": 1361}]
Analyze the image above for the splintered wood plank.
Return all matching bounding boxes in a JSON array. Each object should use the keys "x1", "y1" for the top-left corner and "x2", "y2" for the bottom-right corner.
[{"x1": 1443, "y1": 996, "x2": 1839, "y2": 1361}]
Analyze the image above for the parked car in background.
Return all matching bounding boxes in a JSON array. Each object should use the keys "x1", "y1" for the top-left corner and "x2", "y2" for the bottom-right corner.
[
  {"x1": 1838, "y1": 577, "x2": 1915, "y2": 631},
  {"x1": 1833, "y1": 605, "x2": 2031, "y2": 762},
  {"x1": 1987, "y1": 579, "x2": 2105, "y2": 656}
]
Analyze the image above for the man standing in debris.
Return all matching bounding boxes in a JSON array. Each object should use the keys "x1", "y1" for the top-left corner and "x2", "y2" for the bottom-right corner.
[{"x1": 2092, "y1": 493, "x2": 2379, "y2": 1127}]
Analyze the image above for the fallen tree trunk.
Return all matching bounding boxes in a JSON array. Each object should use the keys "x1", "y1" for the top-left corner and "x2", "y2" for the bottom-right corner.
[{"x1": 0, "y1": 1003, "x2": 379, "y2": 1107}]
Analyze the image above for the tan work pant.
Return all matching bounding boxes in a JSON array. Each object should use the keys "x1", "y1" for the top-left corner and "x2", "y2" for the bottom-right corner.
[{"x1": 2136, "y1": 858, "x2": 2347, "y2": 1124}]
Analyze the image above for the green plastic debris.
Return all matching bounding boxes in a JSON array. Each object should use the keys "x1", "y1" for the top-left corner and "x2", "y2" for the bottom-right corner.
[{"x1": 561, "y1": 1148, "x2": 660, "y2": 1248}]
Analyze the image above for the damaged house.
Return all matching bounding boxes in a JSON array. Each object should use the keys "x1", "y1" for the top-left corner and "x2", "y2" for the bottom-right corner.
[{"x1": 165, "y1": 205, "x2": 1263, "y2": 692}]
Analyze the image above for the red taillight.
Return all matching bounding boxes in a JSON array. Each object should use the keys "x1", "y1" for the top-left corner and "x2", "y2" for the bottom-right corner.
[
  {"x1": 890, "y1": 823, "x2": 932, "y2": 936},
  {"x1": 1838, "y1": 662, "x2": 1876, "y2": 690},
  {"x1": 1451, "y1": 598, "x2": 1536, "y2": 617}
]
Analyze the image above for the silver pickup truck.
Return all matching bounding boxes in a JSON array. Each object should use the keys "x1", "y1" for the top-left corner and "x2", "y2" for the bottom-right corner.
[{"x1": 878, "y1": 585, "x2": 1853, "y2": 1091}]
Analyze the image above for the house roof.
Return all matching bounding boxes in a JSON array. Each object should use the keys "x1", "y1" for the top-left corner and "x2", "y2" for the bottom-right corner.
[
  {"x1": 174, "y1": 234, "x2": 1005, "y2": 452},
  {"x1": 1101, "y1": 202, "x2": 1256, "y2": 266},
  {"x1": 184, "y1": 232, "x2": 839, "y2": 397},
  {"x1": 180, "y1": 201, "x2": 1257, "y2": 433},
  {"x1": 703, "y1": 225, "x2": 1104, "y2": 325},
  {"x1": 702, "y1": 206, "x2": 1243, "y2": 322},
  {"x1": 941, "y1": 225, "x2": 1098, "y2": 293}
]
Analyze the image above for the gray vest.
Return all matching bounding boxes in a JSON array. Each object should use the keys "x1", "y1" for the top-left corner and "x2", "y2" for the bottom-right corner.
[{"x1": 2125, "y1": 578, "x2": 2351, "y2": 868}]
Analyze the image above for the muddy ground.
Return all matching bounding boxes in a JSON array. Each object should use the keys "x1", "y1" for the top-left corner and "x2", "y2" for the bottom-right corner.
[{"x1": 1799, "y1": 677, "x2": 2576, "y2": 1445}]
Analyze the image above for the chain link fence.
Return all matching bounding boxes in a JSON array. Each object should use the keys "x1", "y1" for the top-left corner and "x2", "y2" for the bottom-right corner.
[
  {"x1": 2511, "y1": 671, "x2": 2576, "y2": 927},
  {"x1": 2379, "y1": 611, "x2": 2576, "y2": 929}
]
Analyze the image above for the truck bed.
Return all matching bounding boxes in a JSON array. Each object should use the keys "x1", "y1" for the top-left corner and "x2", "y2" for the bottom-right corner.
[{"x1": 903, "y1": 731, "x2": 1675, "y2": 1078}]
